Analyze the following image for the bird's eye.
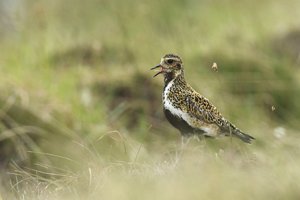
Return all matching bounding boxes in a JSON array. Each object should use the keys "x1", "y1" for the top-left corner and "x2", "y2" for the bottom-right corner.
[{"x1": 167, "y1": 59, "x2": 174, "y2": 64}]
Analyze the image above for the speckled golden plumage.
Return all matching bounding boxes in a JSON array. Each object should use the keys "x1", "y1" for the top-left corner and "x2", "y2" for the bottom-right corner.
[{"x1": 151, "y1": 54, "x2": 254, "y2": 143}]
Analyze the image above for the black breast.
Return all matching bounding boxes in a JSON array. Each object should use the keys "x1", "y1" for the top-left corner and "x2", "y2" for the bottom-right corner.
[{"x1": 163, "y1": 108, "x2": 205, "y2": 136}]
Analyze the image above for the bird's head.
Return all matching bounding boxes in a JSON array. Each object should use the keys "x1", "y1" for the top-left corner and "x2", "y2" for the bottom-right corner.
[{"x1": 151, "y1": 54, "x2": 184, "y2": 78}]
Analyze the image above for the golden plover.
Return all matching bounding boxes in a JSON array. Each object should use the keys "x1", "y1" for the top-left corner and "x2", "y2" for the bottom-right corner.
[{"x1": 151, "y1": 54, "x2": 254, "y2": 143}]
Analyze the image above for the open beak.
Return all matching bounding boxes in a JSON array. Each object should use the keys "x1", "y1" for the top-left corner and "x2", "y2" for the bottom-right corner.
[{"x1": 150, "y1": 64, "x2": 164, "y2": 77}]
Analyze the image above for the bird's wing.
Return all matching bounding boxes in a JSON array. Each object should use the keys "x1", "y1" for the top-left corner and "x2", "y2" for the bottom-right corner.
[{"x1": 185, "y1": 93, "x2": 227, "y2": 127}]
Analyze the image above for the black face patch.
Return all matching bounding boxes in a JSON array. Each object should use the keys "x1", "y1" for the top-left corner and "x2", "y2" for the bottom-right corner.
[{"x1": 176, "y1": 63, "x2": 182, "y2": 70}]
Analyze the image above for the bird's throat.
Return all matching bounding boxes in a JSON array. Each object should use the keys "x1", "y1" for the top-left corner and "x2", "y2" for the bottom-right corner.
[
  {"x1": 164, "y1": 72, "x2": 176, "y2": 86},
  {"x1": 164, "y1": 71, "x2": 185, "y2": 87}
]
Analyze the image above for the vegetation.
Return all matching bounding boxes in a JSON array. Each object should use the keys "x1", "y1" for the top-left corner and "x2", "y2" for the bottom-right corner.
[{"x1": 1, "y1": 0, "x2": 300, "y2": 199}]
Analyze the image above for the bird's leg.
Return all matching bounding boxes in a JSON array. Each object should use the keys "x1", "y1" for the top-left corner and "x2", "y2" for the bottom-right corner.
[
  {"x1": 181, "y1": 135, "x2": 191, "y2": 150},
  {"x1": 196, "y1": 134, "x2": 203, "y2": 141},
  {"x1": 196, "y1": 134, "x2": 207, "y2": 145},
  {"x1": 174, "y1": 136, "x2": 190, "y2": 162}
]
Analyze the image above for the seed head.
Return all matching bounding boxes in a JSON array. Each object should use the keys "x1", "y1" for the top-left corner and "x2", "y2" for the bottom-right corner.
[{"x1": 212, "y1": 62, "x2": 218, "y2": 72}]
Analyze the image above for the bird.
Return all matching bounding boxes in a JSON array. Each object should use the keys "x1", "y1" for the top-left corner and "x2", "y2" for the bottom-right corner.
[{"x1": 151, "y1": 54, "x2": 255, "y2": 143}]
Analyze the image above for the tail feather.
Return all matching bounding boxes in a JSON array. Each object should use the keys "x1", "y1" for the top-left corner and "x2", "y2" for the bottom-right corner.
[
  {"x1": 232, "y1": 129, "x2": 255, "y2": 143},
  {"x1": 227, "y1": 123, "x2": 255, "y2": 144}
]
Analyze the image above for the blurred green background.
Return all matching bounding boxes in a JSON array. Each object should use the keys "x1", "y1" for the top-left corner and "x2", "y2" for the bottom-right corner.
[{"x1": 1, "y1": 0, "x2": 300, "y2": 199}]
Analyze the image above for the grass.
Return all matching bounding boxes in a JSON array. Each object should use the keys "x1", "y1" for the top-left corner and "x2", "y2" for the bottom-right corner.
[
  {"x1": 5, "y1": 135, "x2": 300, "y2": 200},
  {"x1": 1, "y1": 0, "x2": 300, "y2": 199}
]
